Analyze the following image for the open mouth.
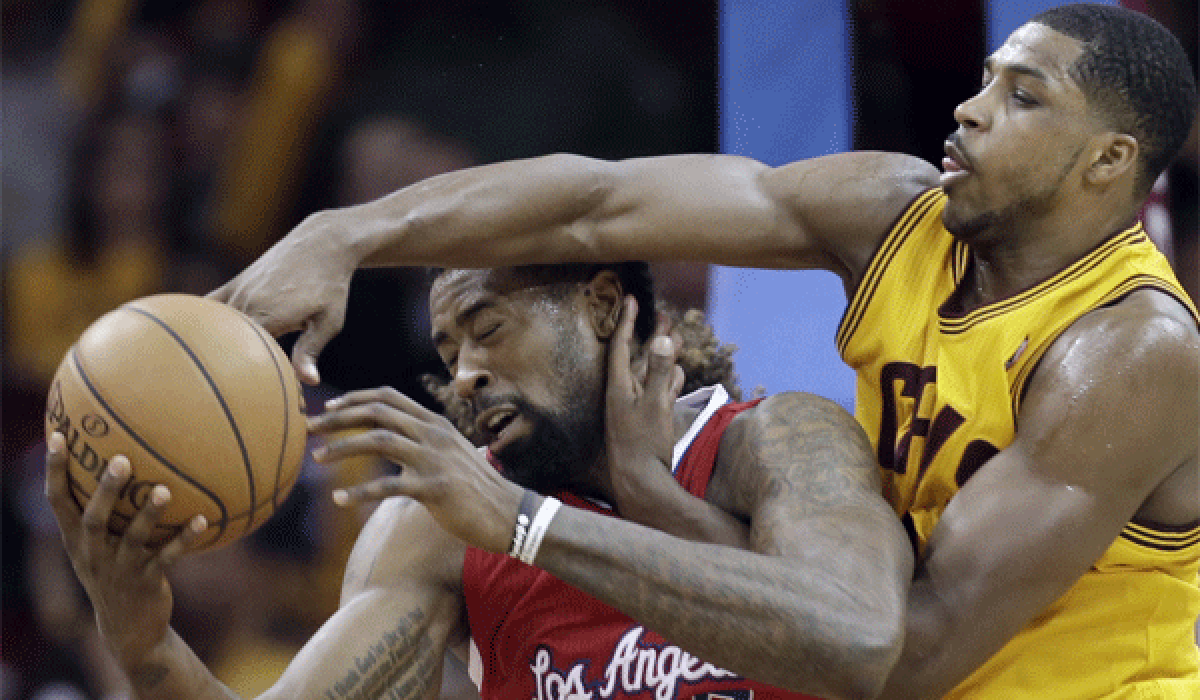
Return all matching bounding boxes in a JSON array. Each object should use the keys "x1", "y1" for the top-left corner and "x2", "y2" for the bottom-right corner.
[
  {"x1": 943, "y1": 140, "x2": 970, "y2": 170},
  {"x1": 941, "y1": 139, "x2": 971, "y2": 187},
  {"x1": 475, "y1": 406, "x2": 520, "y2": 448}
]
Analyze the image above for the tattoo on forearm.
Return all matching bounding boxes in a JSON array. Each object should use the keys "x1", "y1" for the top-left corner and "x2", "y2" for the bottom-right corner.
[
  {"x1": 540, "y1": 394, "x2": 906, "y2": 693},
  {"x1": 322, "y1": 609, "x2": 440, "y2": 700}
]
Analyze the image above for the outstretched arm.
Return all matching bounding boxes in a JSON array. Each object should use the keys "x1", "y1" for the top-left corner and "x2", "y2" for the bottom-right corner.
[
  {"x1": 44, "y1": 437, "x2": 465, "y2": 700},
  {"x1": 352, "y1": 152, "x2": 930, "y2": 273},
  {"x1": 878, "y1": 292, "x2": 1200, "y2": 698},
  {"x1": 212, "y1": 152, "x2": 937, "y2": 384}
]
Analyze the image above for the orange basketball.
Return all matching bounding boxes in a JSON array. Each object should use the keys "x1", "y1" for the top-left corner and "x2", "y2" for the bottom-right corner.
[{"x1": 45, "y1": 294, "x2": 308, "y2": 550}]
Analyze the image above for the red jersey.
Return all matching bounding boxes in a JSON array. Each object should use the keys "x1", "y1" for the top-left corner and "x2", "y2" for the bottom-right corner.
[{"x1": 463, "y1": 386, "x2": 820, "y2": 700}]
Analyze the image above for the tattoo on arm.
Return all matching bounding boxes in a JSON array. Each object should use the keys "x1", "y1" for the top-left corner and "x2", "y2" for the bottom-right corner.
[
  {"x1": 538, "y1": 393, "x2": 910, "y2": 696},
  {"x1": 734, "y1": 394, "x2": 884, "y2": 551},
  {"x1": 320, "y1": 609, "x2": 441, "y2": 700}
]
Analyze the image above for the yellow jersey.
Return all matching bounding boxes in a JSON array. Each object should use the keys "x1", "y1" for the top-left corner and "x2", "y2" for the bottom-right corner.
[{"x1": 837, "y1": 188, "x2": 1200, "y2": 699}]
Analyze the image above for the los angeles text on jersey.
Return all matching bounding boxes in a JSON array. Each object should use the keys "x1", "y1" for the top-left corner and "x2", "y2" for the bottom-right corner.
[{"x1": 529, "y1": 626, "x2": 746, "y2": 700}]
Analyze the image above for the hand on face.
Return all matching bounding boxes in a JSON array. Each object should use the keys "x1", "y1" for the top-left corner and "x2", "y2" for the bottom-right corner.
[
  {"x1": 308, "y1": 387, "x2": 525, "y2": 553},
  {"x1": 605, "y1": 297, "x2": 686, "y2": 512},
  {"x1": 208, "y1": 211, "x2": 360, "y2": 386},
  {"x1": 43, "y1": 433, "x2": 208, "y2": 667}
]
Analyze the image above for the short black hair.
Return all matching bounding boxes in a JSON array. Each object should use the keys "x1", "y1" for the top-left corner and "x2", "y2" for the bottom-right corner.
[
  {"x1": 430, "y1": 262, "x2": 657, "y2": 343},
  {"x1": 1031, "y1": 4, "x2": 1197, "y2": 194}
]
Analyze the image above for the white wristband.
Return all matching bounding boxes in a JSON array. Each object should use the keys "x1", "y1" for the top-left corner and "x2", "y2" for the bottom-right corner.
[
  {"x1": 518, "y1": 496, "x2": 562, "y2": 565},
  {"x1": 508, "y1": 490, "x2": 536, "y2": 558}
]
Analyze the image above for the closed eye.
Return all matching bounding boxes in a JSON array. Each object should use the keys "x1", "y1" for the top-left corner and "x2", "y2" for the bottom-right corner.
[
  {"x1": 1011, "y1": 90, "x2": 1038, "y2": 107},
  {"x1": 476, "y1": 323, "x2": 502, "y2": 342}
]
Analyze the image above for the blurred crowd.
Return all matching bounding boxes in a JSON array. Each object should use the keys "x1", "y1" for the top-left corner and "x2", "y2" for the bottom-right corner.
[{"x1": 2, "y1": 0, "x2": 1195, "y2": 698}]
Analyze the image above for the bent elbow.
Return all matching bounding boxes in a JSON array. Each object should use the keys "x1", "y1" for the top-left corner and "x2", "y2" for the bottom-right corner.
[
  {"x1": 847, "y1": 631, "x2": 905, "y2": 700},
  {"x1": 769, "y1": 606, "x2": 903, "y2": 700},
  {"x1": 825, "y1": 611, "x2": 905, "y2": 700}
]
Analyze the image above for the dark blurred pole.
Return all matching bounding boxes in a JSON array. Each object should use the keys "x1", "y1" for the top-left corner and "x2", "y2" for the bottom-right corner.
[{"x1": 851, "y1": 0, "x2": 986, "y2": 163}]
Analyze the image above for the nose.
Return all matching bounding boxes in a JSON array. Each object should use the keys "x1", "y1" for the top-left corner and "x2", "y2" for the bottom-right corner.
[
  {"x1": 452, "y1": 350, "x2": 492, "y2": 400},
  {"x1": 953, "y1": 92, "x2": 987, "y2": 131}
]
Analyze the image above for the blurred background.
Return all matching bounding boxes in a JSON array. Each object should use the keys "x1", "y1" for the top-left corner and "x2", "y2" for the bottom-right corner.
[{"x1": 1, "y1": 1, "x2": 1195, "y2": 698}]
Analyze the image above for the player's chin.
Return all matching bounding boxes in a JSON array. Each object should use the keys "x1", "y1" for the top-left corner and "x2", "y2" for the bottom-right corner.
[
  {"x1": 940, "y1": 196, "x2": 982, "y2": 236},
  {"x1": 940, "y1": 175, "x2": 973, "y2": 202}
]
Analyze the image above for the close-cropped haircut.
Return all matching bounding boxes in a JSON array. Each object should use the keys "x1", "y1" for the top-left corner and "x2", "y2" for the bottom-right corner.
[{"x1": 1031, "y1": 4, "x2": 1197, "y2": 194}]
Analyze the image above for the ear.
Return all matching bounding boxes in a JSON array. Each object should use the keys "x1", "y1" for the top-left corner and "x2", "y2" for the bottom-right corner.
[
  {"x1": 1085, "y1": 133, "x2": 1138, "y2": 188},
  {"x1": 584, "y1": 269, "x2": 623, "y2": 340}
]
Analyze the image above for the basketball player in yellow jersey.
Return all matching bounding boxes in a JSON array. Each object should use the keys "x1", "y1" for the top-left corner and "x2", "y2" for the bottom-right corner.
[{"x1": 73, "y1": 3, "x2": 1192, "y2": 698}]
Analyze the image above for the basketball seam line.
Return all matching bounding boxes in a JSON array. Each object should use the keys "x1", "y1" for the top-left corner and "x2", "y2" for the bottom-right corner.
[
  {"x1": 69, "y1": 347, "x2": 231, "y2": 543},
  {"x1": 243, "y1": 316, "x2": 292, "y2": 512},
  {"x1": 123, "y1": 305, "x2": 258, "y2": 536}
]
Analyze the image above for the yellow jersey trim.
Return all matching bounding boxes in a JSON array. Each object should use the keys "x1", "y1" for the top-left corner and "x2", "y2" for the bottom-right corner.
[
  {"x1": 837, "y1": 188, "x2": 944, "y2": 355},
  {"x1": 1009, "y1": 275, "x2": 1200, "y2": 416},
  {"x1": 939, "y1": 225, "x2": 1147, "y2": 334},
  {"x1": 1120, "y1": 520, "x2": 1200, "y2": 552}
]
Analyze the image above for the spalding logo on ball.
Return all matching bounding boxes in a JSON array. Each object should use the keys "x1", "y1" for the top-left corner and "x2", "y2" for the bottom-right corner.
[{"x1": 45, "y1": 294, "x2": 308, "y2": 550}]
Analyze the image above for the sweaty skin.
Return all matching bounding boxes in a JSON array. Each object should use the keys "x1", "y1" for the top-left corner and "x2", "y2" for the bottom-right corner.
[
  {"x1": 207, "y1": 22, "x2": 1199, "y2": 698},
  {"x1": 45, "y1": 269, "x2": 913, "y2": 700},
  {"x1": 54, "y1": 16, "x2": 1199, "y2": 699}
]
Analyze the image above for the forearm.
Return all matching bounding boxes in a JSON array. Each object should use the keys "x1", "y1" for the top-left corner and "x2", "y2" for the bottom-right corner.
[
  {"x1": 349, "y1": 154, "x2": 609, "y2": 268},
  {"x1": 877, "y1": 577, "x2": 977, "y2": 700},
  {"x1": 121, "y1": 628, "x2": 241, "y2": 700},
  {"x1": 613, "y1": 459, "x2": 751, "y2": 549},
  {"x1": 536, "y1": 505, "x2": 909, "y2": 699},
  {"x1": 119, "y1": 591, "x2": 453, "y2": 700},
  {"x1": 337, "y1": 153, "x2": 799, "y2": 270}
]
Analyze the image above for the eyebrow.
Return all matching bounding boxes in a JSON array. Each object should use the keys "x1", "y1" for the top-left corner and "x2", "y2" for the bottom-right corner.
[
  {"x1": 432, "y1": 298, "x2": 497, "y2": 346},
  {"x1": 983, "y1": 56, "x2": 1051, "y2": 84}
]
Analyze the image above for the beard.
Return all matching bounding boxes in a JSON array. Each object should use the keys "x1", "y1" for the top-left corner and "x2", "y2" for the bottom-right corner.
[
  {"x1": 945, "y1": 184, "x2": 1063, "y2": 245},
  {"x1": 491, "y1": 390, "x2": 604, "y2": 494},
  {"x1": 943, "y1": 201, "x2": 1013, "y2": 243},
  {"x1": 489, "y1": 329, "x2": 606, "y2": 494},
  {"x1": 943, "y1": 143, "x2": 1084, "y2": 244}
]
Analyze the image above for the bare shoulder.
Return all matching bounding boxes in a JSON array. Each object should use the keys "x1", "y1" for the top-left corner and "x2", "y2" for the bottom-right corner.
[
  {"x1": 341, "y1": 496, "x2": 467, "y2": 601},
  {"x1": 763, "y1": 151, "x2": 939, "y2": 202},
  {"x1": 1031, "y1": 288, "x2": 1198, "y2": 405},
  {"x1": 1019, "y1": 289, "x2": 1198, "y2": 490},
  {"x1": 761, "y1": 152, "x2": 940, "y2": 285},
  {"x1": 711, "y1": 392, "x2": 880, "y2": 517}
]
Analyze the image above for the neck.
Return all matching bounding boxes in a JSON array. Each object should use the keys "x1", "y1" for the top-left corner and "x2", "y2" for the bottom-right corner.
[
  {"x1": 959, "y1": 195, "x2": 1137, "y2": 310},
  {"x1": 580, "y1": 397, "x2": 709, "y2": 505}
]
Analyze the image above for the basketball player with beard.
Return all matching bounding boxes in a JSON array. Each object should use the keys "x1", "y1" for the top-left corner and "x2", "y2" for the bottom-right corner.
[
  {"x1": 196, "y1": 6, "x2": 1197, "y2": 697},
  {"x1": 44, "y1": 262, "x2": 913, "y2": 700},
  {"x1": 51, "y1": 4, "x2": 1200, "y2": 698}
]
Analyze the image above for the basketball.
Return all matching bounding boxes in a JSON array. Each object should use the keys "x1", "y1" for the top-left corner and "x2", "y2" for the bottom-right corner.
[{"x1": 44, "y1": 294, "x2": 308, "y2": 551}]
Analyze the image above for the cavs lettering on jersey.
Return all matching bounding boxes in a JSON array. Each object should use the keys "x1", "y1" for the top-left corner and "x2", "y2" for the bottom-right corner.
[
  {"x1": 838, "y1": 188, "x2": 1200, "y2": 699},
  {"x1": 462, "y1": 386, "x2": 819, "y2": 700}
]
